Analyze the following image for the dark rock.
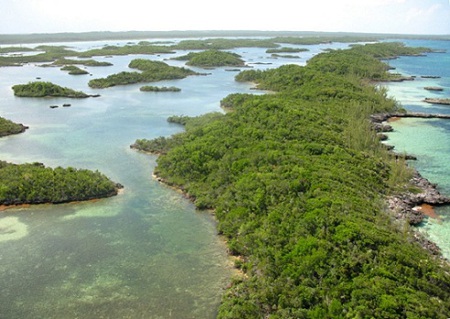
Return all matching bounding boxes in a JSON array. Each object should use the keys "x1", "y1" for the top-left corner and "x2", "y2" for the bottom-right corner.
[
  {"x1": 423, "y1": 98, "x2": 450, "y2": 105},
  {"x1": 421, "y1": 75, "x2": 441, "y2": 79},
  {"x1": 424, "y1": 86, "x2": 444, "y2": 92}
]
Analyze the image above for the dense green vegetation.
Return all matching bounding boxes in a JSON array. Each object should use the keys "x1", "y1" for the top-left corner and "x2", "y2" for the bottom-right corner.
[
  {"x1": 174, "y1": 50, "x2": 245, "y2": 67},
  {"x1": 139, "y1": 85, "x2": 181, "y2": 92},
  {"x1": 60, "y1": 65, "x2": 89, "y2": 75},
  {"x1": 0, "y1": 45, "x2": 79, "y2": 66},
  {"x1": 236, "y1": 42, "x2": 429, "y2": 86},
  {"x1": 77, "y1": 44, "x2": 174, "y2": 58},
  {"x1": 0, "y1": 117, "x2": 27, "y2": 137},
  {"x1": 0, "y1": 46, "x2": 35, "y2": 54},
  {"x1": 50, "y1": 57, "x2": 113, "y2": 67},
  {"x1": 0, "y1": 161, "x2": 121, "y2": 205},
  {"x1": 133, "y1": 42, "x2": 450, "y2": 318},
  {"x1": 12, "y1": 81, "x2": 90, "y2": 98},
  {"x1": 88, "y1": 59, "x2": 198, "y2": 88}
]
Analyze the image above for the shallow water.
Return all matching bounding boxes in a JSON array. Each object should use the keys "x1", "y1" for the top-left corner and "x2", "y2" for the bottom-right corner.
[{"x1": 383, "y1": 39, "x2": 450, "y2": 259}]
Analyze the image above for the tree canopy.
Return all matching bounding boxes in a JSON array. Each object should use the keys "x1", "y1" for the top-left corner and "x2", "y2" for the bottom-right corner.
[
  {"x1": 0, "y1": 161, "x2": 121, "y2": 205},
  {"x1": 0, "y1": 117, "x2": 27, "y2": 137},
  {"x1": 173, "y1": 50, "x2": 246, "y2": 67},
  {"x1": 12, "y1": 81, "x2": 90, "y2": 98}
]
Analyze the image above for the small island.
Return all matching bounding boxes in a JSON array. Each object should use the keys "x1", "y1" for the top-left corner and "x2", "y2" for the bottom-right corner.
[
  {"x1": 60, "y1": 65, "x2": 89, "y2": 75},
  {"x1": 424, "y1": 86, "x2": 444, "y2": 92},
  {"x1": 0, "y1": 161, "x2": 123, "y2": 206},
  {"x1": 266, "y1": 47, "x2": 309, "y2": 54},
  {"x1": 140, "y1": 85, "x2": 181, "y2": 92},
  {"x1": 12, "y1": 81, "x2": 97, "y2": 98},
  {"x1": 51, "y1": 57, "x2": 113, "y2": 67},
  {"x1": 173, "y1": 50, "x2": 246, "y2": 67}
]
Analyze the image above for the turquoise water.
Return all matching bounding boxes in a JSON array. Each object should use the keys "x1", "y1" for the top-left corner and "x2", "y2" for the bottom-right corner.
[
  {"x1": 0, "y1": 39, "x2": 356, "y2": 318},
  {"x1": 383, "y1": 39, "x2": 450, "y2": 259}
]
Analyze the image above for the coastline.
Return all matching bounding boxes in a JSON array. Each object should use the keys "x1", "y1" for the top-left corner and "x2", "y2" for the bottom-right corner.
[{"x1": 372, "y1": 113, "x2": 450, "y2": 257}]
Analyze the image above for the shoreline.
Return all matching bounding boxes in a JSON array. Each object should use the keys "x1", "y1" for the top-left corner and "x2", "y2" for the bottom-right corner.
[{"x1": 372, "y1": 113, "x2": 450, "y2": 257}]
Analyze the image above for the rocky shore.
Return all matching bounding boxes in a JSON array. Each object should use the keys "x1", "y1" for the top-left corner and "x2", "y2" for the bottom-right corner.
[
  {"x1": 387, "y1": 170, "x2": 450, "y2": 256},
  {"x1": 371, "y1": 112, "x2": 450, "y2": 256},
  {"x1": 423, "y1": 98, "x2": 450, "y2": 105}
]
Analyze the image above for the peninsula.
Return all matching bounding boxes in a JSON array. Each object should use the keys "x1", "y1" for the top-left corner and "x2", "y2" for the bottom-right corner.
[
  {"x1": 133, "y1": 41, "x2": 450, "y2": 318},
  {"x1": 0, "y1": 117, "x2": 28, "y2": 137}
]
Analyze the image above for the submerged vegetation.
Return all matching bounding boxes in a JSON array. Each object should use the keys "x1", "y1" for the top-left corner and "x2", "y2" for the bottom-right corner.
[
  {"x1": 133, "y1": 42, "x2": 450, "y2": 318},
  {"x1": 12, "y1": 81, "x2": 91, "y2": 98}
]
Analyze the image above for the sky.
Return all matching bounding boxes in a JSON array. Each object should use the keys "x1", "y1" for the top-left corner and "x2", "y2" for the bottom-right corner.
[{"x1": 0, "y1": 0, "x2": 449, "y2": 35}]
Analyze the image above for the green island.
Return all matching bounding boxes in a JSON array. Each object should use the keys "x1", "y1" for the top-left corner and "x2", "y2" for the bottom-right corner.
[
  {"x1": 60, "y1": 65, "x2": 89, "y2": 75},
  {"x1": 49, "y1": 57, "x2": 113, "y2": 67},
  {"x1": 0, "y1": 117, "x2": 28, "y2": 137},
  {"x1": 0, "y1": 161, "x2": 122, "y2": 205},
  {"x1": 88, "y1": 59, "x2": 199, "y2": 88},
  {"x1": 139, "y1": 85, "x2": 181, "y2": 92},
  {"x1": 12, "y1": 81, "x2": 96, "y2": 98},
  {"x1": 266, "y1": 47, "x2": 310, "y2": 53},
  {"x1": 271, "y1": 54, "x2": 301, "y2": 59},
  {"x1": 77, "y1": 44, "x2": 174, "y2": 58},
  {"x1": 133, "y1": 42, "x2": 450, "y2": 318},
  {"x1": 173, "y1": 50, "x2": 246, "y2": 67},
  {"x1": 172, "y1": 38, "x2": 278, "y2": 50}
]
